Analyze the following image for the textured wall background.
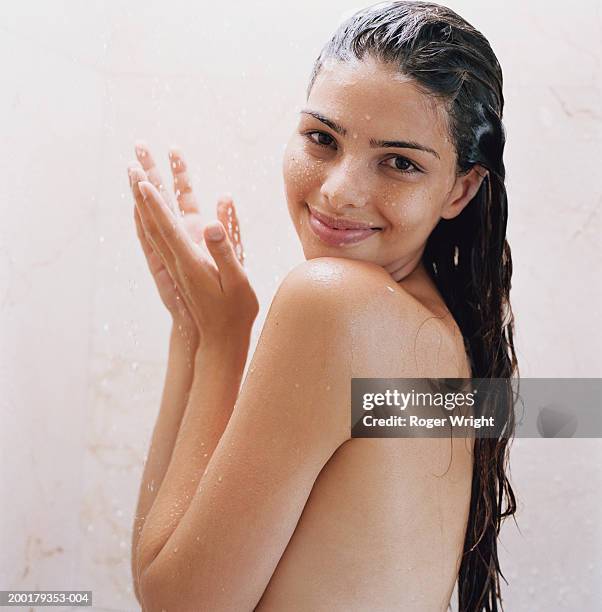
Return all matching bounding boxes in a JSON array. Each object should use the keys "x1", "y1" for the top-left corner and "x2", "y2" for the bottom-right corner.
[{"x1": 1, "y1": 1, "x2": 600, "y2": 610}]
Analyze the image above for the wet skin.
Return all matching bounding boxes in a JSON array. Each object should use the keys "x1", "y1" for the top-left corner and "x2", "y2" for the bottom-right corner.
[{"x1": 253, "y1": 56, "x2": 482, "y2": 610}]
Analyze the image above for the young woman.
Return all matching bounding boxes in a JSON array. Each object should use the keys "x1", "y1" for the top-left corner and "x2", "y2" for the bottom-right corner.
[{"x1": 128, "y1": 1, "x2": 518, "y2": 610}]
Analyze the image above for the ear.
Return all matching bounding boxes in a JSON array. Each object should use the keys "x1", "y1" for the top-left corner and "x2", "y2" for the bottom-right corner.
[{"x1": 441, "y1": 164, "x2": 489, "y2": 220}]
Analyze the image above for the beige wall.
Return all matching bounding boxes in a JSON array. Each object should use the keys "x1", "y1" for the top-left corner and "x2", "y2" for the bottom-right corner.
[{"x1": 1, "y1": 1, "x2": 600, "y2": 609}]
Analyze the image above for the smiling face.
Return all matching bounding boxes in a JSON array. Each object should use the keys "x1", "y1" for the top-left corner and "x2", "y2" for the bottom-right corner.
[{"x1": 282, "y1": 55, "x2": 486, "y2": 281}]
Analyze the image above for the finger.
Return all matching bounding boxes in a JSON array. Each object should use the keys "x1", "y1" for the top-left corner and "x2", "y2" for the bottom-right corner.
[
  {"x1": 129, "y1": 166, "x2": 165, "y2": 253},
  {"x1": 138, "y1": 180, "x2": 209, "y2": 284},
  {"x1": 134, "y1": 141, "x2": 176, "y2": 212},
  {"x1": 134, "y1": 204, "x2": 158, "y2": 266},
  {"x1": 203, "y1": 220, "x2": 246, "y2": 294},
  {"x1": 128, "y1": 165, "x2": 148, "y2": 208},
  {"x1": 134, "y1": 179, "x2": 179, "y2": 275},
  {"x1": 168, "y1": 147, "x2": 199, "y2": 214},
  {"x1": 217, "y1": 196, "x2": 245, "y2": 266}
]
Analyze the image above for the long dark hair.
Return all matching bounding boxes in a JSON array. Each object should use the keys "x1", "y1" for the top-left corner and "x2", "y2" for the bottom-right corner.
[{"x1": 306, "y1": 2, "x2": 519, "y2": 610}]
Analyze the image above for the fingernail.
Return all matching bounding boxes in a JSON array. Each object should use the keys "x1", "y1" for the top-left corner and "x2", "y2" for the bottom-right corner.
[{"x1": 206, "y1": 223, "x2": 225, "y2": 241}]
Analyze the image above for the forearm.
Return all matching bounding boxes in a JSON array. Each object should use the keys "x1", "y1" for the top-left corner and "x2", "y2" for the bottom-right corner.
[
  {"x1": 136, "y1": 334, "x2": 250, "y2": 589},
  {"x1": 131, "y1": 323, "x2": 198, "y2": 603}
]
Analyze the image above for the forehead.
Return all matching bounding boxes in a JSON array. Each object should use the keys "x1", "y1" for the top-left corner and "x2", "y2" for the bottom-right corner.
[{"x1": 307, "y1": 56, "x2": 451, "y2": 146}]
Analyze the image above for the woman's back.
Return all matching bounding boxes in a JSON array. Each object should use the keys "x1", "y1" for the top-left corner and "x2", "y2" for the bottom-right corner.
[{"x1": 255, "y1": 261, "x2": 475, "y2": 611}]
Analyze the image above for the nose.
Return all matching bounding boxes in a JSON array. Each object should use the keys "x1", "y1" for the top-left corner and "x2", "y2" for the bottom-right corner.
[{"x1": 319, "y1": 157, "x2": 370, "y2": 210}]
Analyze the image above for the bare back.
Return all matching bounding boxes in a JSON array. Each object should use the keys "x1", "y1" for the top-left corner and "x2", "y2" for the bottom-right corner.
[{"x1": 255, "y1": 264, "x2": 475, "y2": 611}]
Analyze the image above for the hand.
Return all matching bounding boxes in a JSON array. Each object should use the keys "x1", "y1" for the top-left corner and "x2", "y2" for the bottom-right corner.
[{"x1": 128, "y1": 142, "x2": 259, "y2": 347}]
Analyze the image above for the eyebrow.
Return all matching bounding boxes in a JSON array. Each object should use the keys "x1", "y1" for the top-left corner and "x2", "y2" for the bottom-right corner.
[{"x1": 300, "y1": 109, "x2": 440, "y2": 160}]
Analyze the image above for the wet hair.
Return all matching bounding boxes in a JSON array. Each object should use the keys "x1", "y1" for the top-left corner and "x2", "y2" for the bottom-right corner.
[{"x1": 306, "y1": 2, "x2": 518, "y2": 611}]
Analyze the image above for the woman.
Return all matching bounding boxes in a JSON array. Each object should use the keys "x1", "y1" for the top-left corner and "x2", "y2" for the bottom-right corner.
[{"x1": 128, "y1": 1, "x2": 518, "y2": 610}]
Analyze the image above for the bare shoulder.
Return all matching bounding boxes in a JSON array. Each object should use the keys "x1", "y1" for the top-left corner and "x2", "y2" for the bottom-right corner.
[{"x1": 271, "y1": 257, "x2": 469, "y2": 379}]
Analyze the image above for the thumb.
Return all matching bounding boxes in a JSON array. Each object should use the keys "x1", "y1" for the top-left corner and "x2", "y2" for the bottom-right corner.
[{"x1": 204, "y1": 221, "x2": 244, "y2": 292}]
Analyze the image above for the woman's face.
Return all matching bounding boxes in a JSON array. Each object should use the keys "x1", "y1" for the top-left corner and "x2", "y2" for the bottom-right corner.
[{"x1": 282, "y1": 55, "x2": 486, "y2": 281}]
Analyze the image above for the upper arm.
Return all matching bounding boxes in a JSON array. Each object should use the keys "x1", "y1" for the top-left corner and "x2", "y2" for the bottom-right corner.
[
  {"x1": 141, "y1": 259, "x2": 355, "y2": 610},
  {"x1": 140, "y1": 257, "x2": 464, "y2": 609}
]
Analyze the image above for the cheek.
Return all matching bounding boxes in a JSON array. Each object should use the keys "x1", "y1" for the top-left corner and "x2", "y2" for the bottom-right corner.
[
  {"x1": 283, "y1": 144, "x2": 322, "y2": 199},
  {"x1": 382, "y1": 189, "x2": 440, "y2": 232}
]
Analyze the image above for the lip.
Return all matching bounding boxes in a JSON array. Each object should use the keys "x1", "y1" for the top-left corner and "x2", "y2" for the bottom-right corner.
[
  {"x1": 308, "y1": 205, "x2": 381, "y2": 230},
  {"x1": 306, "y1": 205, "x2": 381, "y2": 247}
]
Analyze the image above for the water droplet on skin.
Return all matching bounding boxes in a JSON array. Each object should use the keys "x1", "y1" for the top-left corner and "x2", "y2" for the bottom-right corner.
[
  {"x1": 326, "y1": 385, "x2": 331, "y2": 391},
  {"x1": 295, "y1": 383, "x2": 299, "y2": 388},
  {"x1": 200, "y1": 441, "x2": 205, "y2": 447},
  {"x1": 203, "y1": 453, "x2": 208, "y2": 458},
  {"x1": 173, "y1": 547, "x2": 179, "y2": 553},
  {"x1": 196, "y1": 535, "x2": 200, "y2": 541},
  {"x1": 217, "y1": 475, "x2": 223, "y2": 482},
  {"x1": 386, "y1": 286, "x2": 395, "y2": 293}
]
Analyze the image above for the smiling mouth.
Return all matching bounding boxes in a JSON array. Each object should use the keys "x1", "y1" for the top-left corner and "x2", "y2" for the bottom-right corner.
[
  {"x1": 306, "y1": 204, "x2": 382, "y2": 231},
  {"x1": 306, "y1": 204, "x2": 382, "y2": 247}
]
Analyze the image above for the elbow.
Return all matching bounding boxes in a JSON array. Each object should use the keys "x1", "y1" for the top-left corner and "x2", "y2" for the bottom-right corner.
[
  {"x1": 140, "y1": 562, "x2": 237, "y2": 612},
  {"x1": 139, "y1": 562, "x2": 171, "y2": 611},
  {"x1": 139, "y1": 562, "x2": 204, "y2": 612}
]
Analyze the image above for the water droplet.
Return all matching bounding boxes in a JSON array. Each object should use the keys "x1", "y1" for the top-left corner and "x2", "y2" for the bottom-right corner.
[
  {"x1": 386, "y1": 286, "x2": 395, "y2": 293},
  {"x1": 173, "y1": 547, "x2": 179, "y2": 553},
  {"x1": 295, "y1": 383, "x2": 299, "y2": 388},
  {"x1": 217, "y1": 475, "x2": 223, "y2": 482},
  {"x1": 326, "y1": 385, "x2": 331, "y2": 391},
  {"x1": 203, "y1": 452, "x2": 208, "y2": 458}
]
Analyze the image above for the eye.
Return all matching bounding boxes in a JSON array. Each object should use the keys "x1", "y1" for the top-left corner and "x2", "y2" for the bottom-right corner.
[
  {"x1": 303, "y1": 130, "x2": 422, "y2": 176},
  {"x1": 382, "y1": 156, "x2": 421, "y2": 175},
  {"x1": 304, "y1": 130, "x2": 336, "y2": 148}
]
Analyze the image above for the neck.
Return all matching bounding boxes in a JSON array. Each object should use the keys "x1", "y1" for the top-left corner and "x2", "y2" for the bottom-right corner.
[{"x1": 383, "y1": 250, "x2": 425, "y2": 283}]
